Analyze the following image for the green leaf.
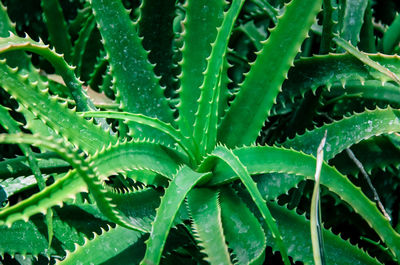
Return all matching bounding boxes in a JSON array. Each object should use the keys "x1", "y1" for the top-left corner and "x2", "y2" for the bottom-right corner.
[
  {"x1": 0, "y1": 106, "x2": 44, "y2": 188},
  {"x1": 280, "y1": 53, "x2": 400, "y2": 108},
  {"x1": 283, "y1": 108, "x2": 400, "y2": 160},
  {"x1": 0, "y1": 104, "x2": 54, "y2": 247},
  {"x1": 138, "y1": 0, "x2": 177, "y2": 93},
  {"x1": 1, "y1": 176, "x2": 37, "y2": 197},
  {"x1": 320, "y1": 0, "x2": 337, "y2": 53},
  {"x1": 193, "y1": 0, "x2": 245, "y2": 155},
  {"x1": 0, "y1": 153, "x2": 69, "y2": 180},
  {"x1": 41, "y1": 0, "x2": 72, "y2": 61},
  {"x1": 0, "y1": 60, "x2": 115, "y2": 154},
  {"x1": 187, "y1": 188, "x2": 232, "y2": 265},
  {"x1": 0, "y1": 133, "x2": 146, "y2": 232},
  {"x1": 254, "y1": 172, "x2": 304, "y2": 200},
  {"x1": 0, "y1": 2, "x2": 31, "y2": 69},
  {"x1": 219, "y1": 0, "x2": 322, "y2": 147},
  {"x1": 90, "y1": 0, "x2": 174, "y2": 140},
  {"x1": 325, "y1": 80, "x2": 400, "y2": 106},
  {"x1": 358, "y1": 1, "x2": 376, "y2": 53},
  {"x1": 0, "y1": 34, "x2": 96, "y2": 112},
  {"x1": 269, "y1": 202, "x2": 382, "y2": 265},
  {"x1": 248, "y1": 0, "x2": 278, "y2": 24},
  {"x1": 0, "y1": 205, "x2": 111, "y2": 258},
  {"x1": 220, "y1": 187, "x2": 266, "y2": 265},
  {"x1": 177, "y1": 0, "x2": 226, "y2": 141},
  {"x1": 57, "y1": 225, "x2": 144, "y2": 265},
  {"x1": 382, "y1": 14, "x2": 400, "y2": 54},
  {"x1": 80, "y1": 111, "x2": 194, "y2": 163},
  {"x1": 193, "y1": 0, "x2": 244, "y2": 151},
  {"x1": 140, "y1": 166, "x2": 210, "y2": 265},
  {"x1": 0, "y1": 133, "x2": 181, "y2": 229},
  {"x1": 0, "y1": 170, "x2": 86, "y2": 228},
  {"x1": 88, "y1": 52, "x2": 107, "y2": 91},
  {"x1": 334, "y1": 37, "x2": 400, "y2": 85},
  {"x1": 209, "y1": 145, "x2": 400, "y2": 259},
  {"x1": 71, "y1": 14, "x2": 96, "y2": 76},
  {"x1": 91, "y1": 139, "x2": 183, "y2": 182},
  {"x1": 330, "y1": 136, "x2": 400, "y2": 176},
  {"x1": 107, "y1": 188, "x2": 161, "y2": 232},
  {"x1": 338, "y1": 0, "x2": 368, "y2": 47},
  {"x1": 200, "y1": 145, "x2": 290, "y2": 265}
]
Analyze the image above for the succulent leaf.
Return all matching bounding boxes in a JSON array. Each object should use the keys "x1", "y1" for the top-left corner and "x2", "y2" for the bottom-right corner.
[
  {"x1": 283, "y1": 107, "x2": 400, "y2": 160},
  {"x1": 219, "y1": 0, "x2": 323, "y2": 147},
  {"x1": 90, "y1": 0, "x2": 174, "y2": 142},
  {"x1": 177, "y1": 0, "x2": 226, "y2": 141},
  {"x1": 211, "y1": 145, "x2": 400, "y2": 259},
  {"x1": 141, "y1": 166, "x2": 210, "y2": 265},
  {"x1": 219, "y1": 187, "x2": 266, "y2": 265},
  {"x1": 187, "y1": 188, "x2": 232, "y2": 265},
  {"x1": 41, "y1": 0, "x2": 72, "y2": 61},
  {"x1": 57, "y1": 225, "x2": 144, "y2": 265},
  {"x1": 0, "y1": 60, "x2": 115, "y2": 154}
]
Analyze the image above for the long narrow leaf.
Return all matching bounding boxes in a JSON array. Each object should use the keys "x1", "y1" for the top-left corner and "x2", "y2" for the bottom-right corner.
[
  {"x1": 199, "y1": 145, "x2": 290, "y2": 265},
  {"x1": 177, "y1": 0, "x2": 225, "y2": 141},
  {"x1": 209, "y1": 145, "x2": 400, "y2": 259},
  {"x1": 187, "y1": 188, "x2": 232, "y2": 264},
  {"x1": 193, "y1": 0, "x2": 245, "y2": 155},
  {"x1": 334, "y1": 36, "x2": 400, "y2": 85},
  {"x1": 219, "y1": 0, "x2": 322, "y2": 147},
  {"x1": 90, "y1": 0, "x2": 174, "y2": 141},
  {"x1": 140, "y1": 166, "x2": 210, "y2": 265},
  {"x1": 0, "y1": 34, "x2": 96, "y2": 111},
  {"x1": 80, "y1": 111, "x2": 195, "y2": 163}
]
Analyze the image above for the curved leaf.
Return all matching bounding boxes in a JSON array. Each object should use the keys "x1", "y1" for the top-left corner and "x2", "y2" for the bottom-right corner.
[
  {"x1": 90, "y1": 0, "x2": 174, "y2": 140},
  {"x1": 209, "y1": 145, "x2": 400, "y2": 259},
  {"x1": 333, "y1": 37, "x2": 400, "y2": 85},
  {"x1": 219, "y1": 0, "x2": 322, "y2": 147},
  {"x1": 269, "y1": 202, "x2": 382, "y2": 265},
  {"x1": 0, "y1": 205, "x2": 111, "y2": 258},
  {"x1": 325, "y1": 80, "x2": 400, "y2": 106},
  {"x1": 80, "y1": 111, "x2": 195, "y2": 162},
  {"x1": 330, "y1": 136, "x2": 400, "y2": 176},
  {"x1": 0, "y1": 170, "x2": 86, "y2": 227},
  {"x1": 0, "y1": 60, "x2": 115, "y2": 154},
  {"x1": 0, "y1": 104, "x2": 54, "y2": 246},
  {"x1": 220, "y1": 187, "x2": 266, "y2": 265},
  {"x1": 0, "y1": 133, "x2": 146, "y2": 232},
  {"x1": 187, "y1": 188, "x2": 232, "y2": 265},
  {"x1": 107, "y1": 188, "x2": 161, "y2": 232},
  {"x1": 279, "y1": 53, "x2": 400, "y2": 108},
  {"x1": 0, "y1": 34, "x2": 95, "y2": 111},
  {"x1": 200, "y1": 145, "x2": 290, "y2": 265},
  {"x1": 283, "y1": 108, "x2": 400, "y2": 160},
  {"x1": 193, "y1": 0, "x2": 245, "y2": 154},
  {"x1": 41, "y1": 0, "x2": 72, "y2": 61},
  {"x1": 91, "y1": 139, "x2": 183, "y2": 181},
  {"x1": 0, "y1": 153, "x2": 69, "y2": 180},
  {"x1": 177, "y1": 0, "x2": 225, "y2": 141},
  {"x1": 140, "y1": 166, "x2": 210, "y2": 265},
  {"x1": 57, "y1": 225, "x2": 144, "y2": 265}
]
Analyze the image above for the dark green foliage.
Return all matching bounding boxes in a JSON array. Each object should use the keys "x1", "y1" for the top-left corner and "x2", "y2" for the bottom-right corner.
[{"x1": 0, "y1": 0, "x2": 399, "y2": 264}]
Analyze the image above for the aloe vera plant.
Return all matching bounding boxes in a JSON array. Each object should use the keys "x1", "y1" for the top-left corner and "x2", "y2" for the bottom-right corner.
[{"x1": 0, "y1": 0, "x2": 399, "y2": 264}]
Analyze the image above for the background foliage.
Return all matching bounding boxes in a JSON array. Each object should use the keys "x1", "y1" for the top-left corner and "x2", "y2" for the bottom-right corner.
[{"x1": 0, "y1": 0, "x2": 399, "y2": 264}]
